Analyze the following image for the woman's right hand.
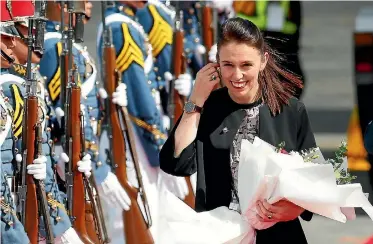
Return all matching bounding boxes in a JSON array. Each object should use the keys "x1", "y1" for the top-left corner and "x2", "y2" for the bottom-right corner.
[{"x1": 189, "y1": 63, "x2": 221, "y2": 107}]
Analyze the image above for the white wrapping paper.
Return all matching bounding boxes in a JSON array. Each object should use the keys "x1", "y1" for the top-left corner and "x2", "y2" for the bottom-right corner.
[{"x1": 157, "y1": 138, "x2": 373, "y2": 244}]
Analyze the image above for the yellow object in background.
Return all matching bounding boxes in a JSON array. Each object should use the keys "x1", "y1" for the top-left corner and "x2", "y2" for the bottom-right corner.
[{"x1": 347, "y1": 105, "x2": 371, "y2": 171}]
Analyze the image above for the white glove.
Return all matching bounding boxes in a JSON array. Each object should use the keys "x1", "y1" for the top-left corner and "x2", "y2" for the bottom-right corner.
[
  {"x1": 163, "y1": 115, "x2": 170, "y2": 131},
  {"x1": 55, "y1": 107, "x2": 65, "y2": 127},
  {"x1": 77, "y1": 154, "x2": 92, "y2": 178},
  {"x1": 208, "y1": 43, "x2": 218, "y2": 63},
  {"x1": 98, "y1": 172, "x2": 131, "y2": 211},
  {"x1": 27, "y1": 155, "x2": 47, "y2": 180},
  {"x1": 195, "y1": 44, "x2": 206, "y2": 55},
  {"x1": 60, "y1": 227, "x2": 84, "y2": 244},
  {"x1": 175, "y1": 73, "x2": 193, "y2": 97},
  {"x1": 80, "y1": 104, "x2": 87, "y2": 127},
  {"x1": 98, "y1": 87, "x2": 108, "y2": 99},
  {"x1": 112, "y1": 83, "x2": 128, "y2": 107},
  {"x1": 164, "y1": 71, "x2": 173, "y2": 94},
  {"x1": 160, "y1": 171, "x2": 189, "y2": 200},
  {"x1": 56, "y1": 152, "x2": 69, "y2": 181}
]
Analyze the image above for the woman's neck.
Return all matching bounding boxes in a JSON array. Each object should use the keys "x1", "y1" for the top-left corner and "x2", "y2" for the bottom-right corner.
[{"x1": 228, "y1": 86, "x2": 261, "y2": 105}]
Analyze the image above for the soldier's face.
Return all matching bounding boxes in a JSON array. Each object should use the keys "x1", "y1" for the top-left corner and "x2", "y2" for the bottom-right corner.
[
  {"x1": 13, "y1": 25, "x2": 41, "y2": 64},
  {"x1": 84, "y1": 1, "x2": 92, "y2": 24},
  {"x1": 0, "y1": 36, "x2": 16, "y2": 68}
]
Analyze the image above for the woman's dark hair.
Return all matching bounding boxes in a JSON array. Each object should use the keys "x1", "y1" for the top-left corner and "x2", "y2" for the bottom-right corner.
[{"x1": 217, "y1": 17, "x2": 303, "y2": 115}]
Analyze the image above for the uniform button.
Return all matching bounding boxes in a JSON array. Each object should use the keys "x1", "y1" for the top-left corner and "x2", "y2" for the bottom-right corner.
[
  {"x1": 94, "y1": 151, "x2": 99, "y2": 156},
  {"x1": 157, "y1": 76, "x2": 161, "y2": 81},
  {"x1": 185, "y1": 48, "x2": 190, "y2": 53},
  {"x1": 194, "y1": 37, "x2": 200, "y2": 43},
  {"x1": 55, "y1": 216, "x2": 62, "y2": 222},
  {"x1": 153, "y1": 67, "x2": 158, "y2": 72},
  {"x1": 155, "y1": 135, "x2": 160, "y2": 140},
  {"x1": 88, "y1": 106, "x2": 93, "y2": 111},
  {"x1": 152, "y1": 124, "x2": 157, "y2": 129},
  {"x1": 14, "y1": 148, "x2": 18, "y2": 153},
  {"x1": 159, "y1": 85, "x2": 164, "y2": 90},
  {"x1": 148, "y1": 80, "x2": 152, "y2": 85},
  {"x1": 47, "y1": 192, "x2": 53, "y2": 198},
  {"x1": 97, "y1": 161, "x2": 102, "y2": 166}
]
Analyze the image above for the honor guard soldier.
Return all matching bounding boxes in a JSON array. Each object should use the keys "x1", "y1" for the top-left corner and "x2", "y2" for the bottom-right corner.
[
  {"x1": 97, "y1": 1, "x2": 166, "y2": 167},
  {"x1": 10, "y1": 16, "x2": 84, "y2": 241},
  {"x1": 97, "y1": 1, "x2": 189, "y2": 201},
  {"x1": 178, "y1": 1, "x2": 206, "y2": 76},
  {"x1": 0, "y1": 20, "x2": 31, "y2": 244},
  {"x1": 135, "y1": 0, "x2": 194, "y2": 131},
  {"x1": 39, "y1": 0, "x2": 131, "y2": 212}
]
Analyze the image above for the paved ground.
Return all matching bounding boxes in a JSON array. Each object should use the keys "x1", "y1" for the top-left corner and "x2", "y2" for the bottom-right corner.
[{"x1": 84, "y1": 1, "x2": 373, "y2": 243}]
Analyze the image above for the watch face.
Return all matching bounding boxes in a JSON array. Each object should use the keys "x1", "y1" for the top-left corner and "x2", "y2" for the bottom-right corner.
[{"x1": 184, "y1": 101, "x2": 195, "y2": 113}]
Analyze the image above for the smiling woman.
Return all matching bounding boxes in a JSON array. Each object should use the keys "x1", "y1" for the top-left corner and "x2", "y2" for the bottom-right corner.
[{"x1": 160, "y1": 17, "x2": 316, "y2": 244}]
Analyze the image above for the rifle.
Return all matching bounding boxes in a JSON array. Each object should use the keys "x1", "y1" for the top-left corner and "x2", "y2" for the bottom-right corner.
[
  {"x1": 167, "y1": 6, "x2": 196, "y2": 209},
  {"x1": 80, "y1": 113, "x2": 110, "y2": 244},
  {"x1": 17, "y1": 16, "x2": 55, "y2": 244},
  {"x1": 200, "y1": 2, "x2": 221, "y2": 89},
  {"x1": 101, "y1": 2, "x2": 154, "y2": 243},
  {"x1": 62, "y1": 2, "x2": 94, "y2": 243},
  {"x1": 168, "y1": 8, "x2": 186, "y2": 130}
]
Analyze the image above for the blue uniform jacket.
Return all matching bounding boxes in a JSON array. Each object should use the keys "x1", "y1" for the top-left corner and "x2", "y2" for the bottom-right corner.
[
  {"x1": 0, "y1": 70, "x2": 71, "y2": 238},
  {"x1": 97, "y1": 4, "x2": 166, "y2": 167},
  {"x1": 39, "y1": 21, "x2": 110, "y2": 184}
]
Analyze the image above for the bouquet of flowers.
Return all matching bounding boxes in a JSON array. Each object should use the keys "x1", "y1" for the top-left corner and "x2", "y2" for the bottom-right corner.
[{"x1": 156, "y1": 137, "x2": 373, "y2": 244}]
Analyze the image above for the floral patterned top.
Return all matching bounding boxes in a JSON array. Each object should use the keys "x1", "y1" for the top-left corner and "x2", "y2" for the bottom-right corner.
[{"x1": 229, "y1": 103, "x2": 262, "y2": 213}]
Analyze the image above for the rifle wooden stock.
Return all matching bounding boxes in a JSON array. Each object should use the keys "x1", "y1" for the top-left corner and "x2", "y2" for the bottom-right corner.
[
  {"x1": 172, "y1": 30, "x2": 186, "y2": 125},
  {"x1": 202, "y1": 5, "x2": 220, "y2": 90},
  {"x1": 104, "y1": 44, "x2": 154, "y2": 244},
  {"x1": 24, "y1": 96, "x2": 39, "y2": 244},
  {"x1": 70, "y1": 87, "x2": 94, "y2": 244},
  {"x1": 84, "y1": 175, "x2": 110, "y2": 244},
  {"x1": 202, "y1": 6, "x2": 214, "y2": 53},
  {"x1": 173, "y1": 26, "x2": 195, "y2": 210},
  {"x1": 85, "y1": 201, "x2": 99, "y2": 243}
]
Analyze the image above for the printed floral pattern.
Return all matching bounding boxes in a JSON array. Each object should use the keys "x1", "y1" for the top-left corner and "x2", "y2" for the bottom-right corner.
[{"x1": 229, "y1": 105, "x2": 261, "y2": 212}]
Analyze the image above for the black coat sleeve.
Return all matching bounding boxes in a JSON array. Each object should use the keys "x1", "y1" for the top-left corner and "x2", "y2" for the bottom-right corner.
[
  {"x1": 159, "y1": 115, "x2": 198, "y2": 177},
  {"x1": 296, "y1": 101, "x2": 316, "y2": 221}
]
